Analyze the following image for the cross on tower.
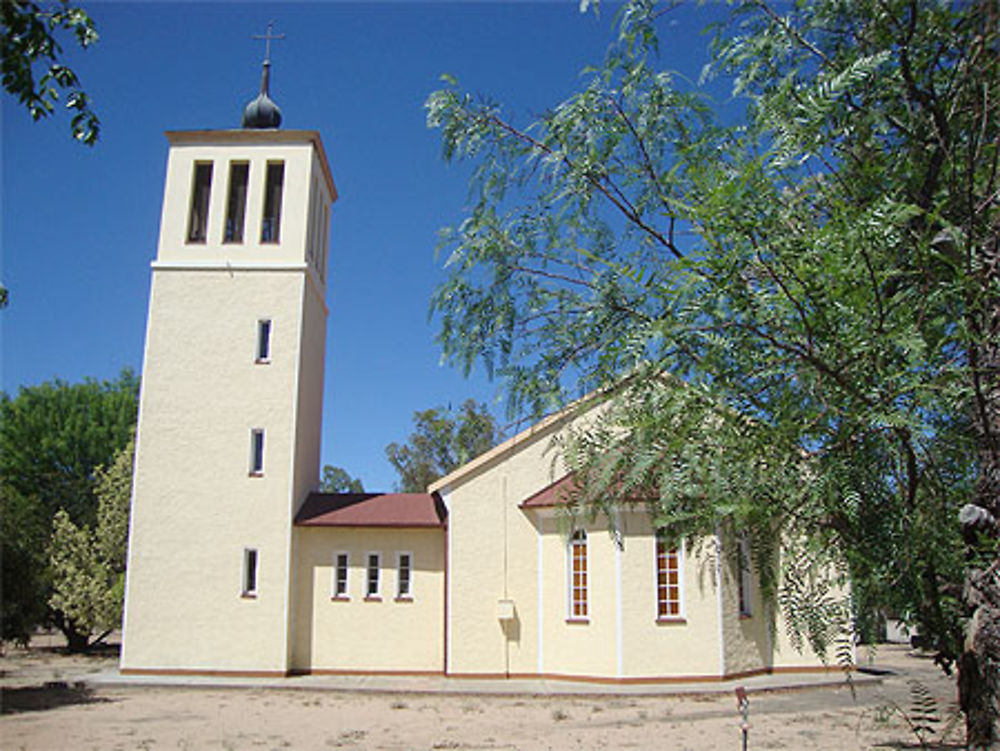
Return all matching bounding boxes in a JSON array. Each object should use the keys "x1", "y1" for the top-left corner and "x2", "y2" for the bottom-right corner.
[{"x1": 253, "y1": 21, "x2": 285, "y2": 63}]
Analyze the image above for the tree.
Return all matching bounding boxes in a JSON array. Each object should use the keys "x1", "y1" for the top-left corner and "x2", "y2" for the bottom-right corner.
[
  {"x1": 47, "y1": 437, "x2": 133, "y2": 651},
  {"x1": 0, "y1": 371, "x2": 138, "y2": 646},
  {"x1": 1, "y1": 1, "x2": 101, "y2": 306},
  {"x1": 319, "y1": 465, "x2": 365, "y2": 493},
  {"x1": 1, "y1": 0, "x2": 100, "y2": 145},
  {"x1": 427, "y1": 1, "x2": 997, "y2": 745},
  {"x1": 386, "y1": 399, "x2": 502, "y2": 492}
]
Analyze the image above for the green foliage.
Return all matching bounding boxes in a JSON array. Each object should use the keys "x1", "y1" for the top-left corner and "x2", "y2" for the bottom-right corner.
[
  {"x1": 1, "y1": 0, "x2": 100, "y2": 144},
  {"x1": 93, "y1": 435, "x2": 134, "y2": 577},
  {"x1": 386, "y1": 399, "x2": 502, "y2": 492},
  {"x1": 47, "y1": 512, "x2": 115, "y2": 638},
  {"x1": 47, "y1": 437, "x2": 134, "y2": 646},
  {"x1": 0, "y1": 481, "x2": 51, "y2": 645},
  {"x1": 427, "y1": 0, "x2": 997, "y2": 718},
  {"x1": 0, "y1": 371, "x2": 138, "y2": 643},
  {"x1": 777, "y1": 540, "x2": 852, "y2": 660},
  {"x1": 874, "y1": 679, "x2": 964, "y2": 749},
  {"x1": 319, "y1": 465, "x2": 365, "y2": 493}
]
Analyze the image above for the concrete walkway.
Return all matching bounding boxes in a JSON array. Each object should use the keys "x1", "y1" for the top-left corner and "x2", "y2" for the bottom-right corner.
[{"x1": 86, "y1": 666, "x2": 882, "y2": 697}]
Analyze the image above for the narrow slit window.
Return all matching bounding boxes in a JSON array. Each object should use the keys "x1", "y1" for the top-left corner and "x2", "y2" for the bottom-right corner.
[
  {"x1": 224, "y1": 162, "x2": 249, "y2": 243},
  {"x1": 656, "y1": 531, "x2": 682, "y2": 619},
  {"x1": 366, "y1": 552, "x2": 381, "y2": 598},
  {"x1": 250, "y1": 429, "x2": 265, "y2": 475},
  {"x1": 333, "y1": 552, "x2": 349, "y2": 598},
  {"x1": 307, "y1": 178, "x2": 318, "y2": 264},
  {"x1": 737, "y1": 534, "x2": 753, "y2": 617},
  {"x1": 242, "y1": 548, "x2": 258, "y2": 596},
  {"x1": 186, "y1": 162, "x2": 213, "y2": 243},
  {"x1": 319, "y1": 202, "x2": 330, "y2": 281},
  {"x1": 569, "y1": 529, "x2": 588, "y2": 619},
  {"x1": 397, "y1": 552, "x2": 412, "y2": 599},
  {"x1": 256, "y1": 319, "x2": 272, "y2": 362},
  {"x1": 260, "y1": 162, "x2": 284, "y2": 243}
]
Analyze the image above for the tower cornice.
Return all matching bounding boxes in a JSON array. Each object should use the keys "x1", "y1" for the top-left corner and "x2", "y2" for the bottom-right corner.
[{"x1": 164, "y1": 129, "x2": 337, "y2": 202}]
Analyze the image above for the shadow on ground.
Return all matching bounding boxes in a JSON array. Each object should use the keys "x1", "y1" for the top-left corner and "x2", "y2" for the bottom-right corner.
[{"x1": 1, "y1": 681, "x2": 114, "y2": 714}]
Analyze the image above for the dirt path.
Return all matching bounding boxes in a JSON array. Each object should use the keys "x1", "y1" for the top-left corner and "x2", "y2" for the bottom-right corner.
[{"x1": 0, "y1": 639, "x2": 965, "y2": 750}]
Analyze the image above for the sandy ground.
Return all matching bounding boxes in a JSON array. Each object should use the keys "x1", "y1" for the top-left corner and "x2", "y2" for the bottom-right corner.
[{"x1": 0, "y1": 635, "x2": 966, "y2": 750}]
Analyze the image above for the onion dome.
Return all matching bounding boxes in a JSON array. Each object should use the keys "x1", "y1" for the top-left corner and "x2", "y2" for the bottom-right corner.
[{"x1": 242, "y1": 59, "x2": 282, "y2": 129}]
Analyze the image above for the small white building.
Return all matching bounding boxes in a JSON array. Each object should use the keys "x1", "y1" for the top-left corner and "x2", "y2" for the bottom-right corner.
[{"x1": 120, "y1": 61, "x2": 839, "y2": 682}]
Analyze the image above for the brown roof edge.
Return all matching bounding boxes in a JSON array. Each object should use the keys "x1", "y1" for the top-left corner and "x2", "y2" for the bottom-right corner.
[
  {"x1": 295, "y1": 491, "x2": 447, "y2": 528},
  {"x1": 428, "y1": 388, "x2": 620, "y2": 496},
  {"x1": 428, "y1": 372, "x2": 681, "y2": 496},
  {"x1": 519, "y1": 473, "x2": 578, "y2": 509}
]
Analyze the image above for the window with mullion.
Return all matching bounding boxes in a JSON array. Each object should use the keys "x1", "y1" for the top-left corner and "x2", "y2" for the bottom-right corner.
[
  {"x1": 397, "y1": 552, "x2": 412, "y2": 599},
  {"x1": 569, "y1": 529, "x2": 588, "y2": 619},
  {"x1": 656, "y1": 531, "x2": 682, "y2": 619},
  {"x1": 333, "y1": 552, "x2": 349, "y2": 598},
  {"x1": 366, "y1": 552, "x2": 381, "y2": 599}
]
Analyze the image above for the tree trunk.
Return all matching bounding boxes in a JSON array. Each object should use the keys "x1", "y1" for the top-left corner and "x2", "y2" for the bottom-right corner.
[
  {"x1": 959, "y1": 229, "x2": 1000, "y2": 749},
  {"x1": 958, "y1": 561, "x2": 1000, "y2": 750},
  {"x1": 63, "y1": 625, "x2": 90, "y2": 654},
  {"x1": 53, "y1": 611, "x2": 91, "y2": 654}
]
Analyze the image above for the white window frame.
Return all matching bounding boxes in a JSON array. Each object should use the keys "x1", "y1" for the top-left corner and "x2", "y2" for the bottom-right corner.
[
  {"x1": 655, "y1": 531, "x2": 686, "y2": 621},
  {"x1": 249, "y1": 428, "x2": 265, "y2": 476},
  {"x1": 242, "y1": 547, "x2": 258, "y2": 597},
  {"x1": 365, "y1": 551, "x2": 381, "y2": 600},
  {"x1": 256, "y1": 319, "x2": 272, "y2": 363},
  {"x1": 396, "y1": 551, "x2": 413, "y2": 600},
  {"x1": 332, "y1": 551, "x2": 349, "y2": 599},
  {"x1": 567, "y1": 529, "x2": 588, "y2": 621}
]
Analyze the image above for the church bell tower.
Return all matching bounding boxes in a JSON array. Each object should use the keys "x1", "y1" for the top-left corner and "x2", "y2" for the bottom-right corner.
[{"x1": 121, "y1": 36, "x2": 337, "y2": 675}]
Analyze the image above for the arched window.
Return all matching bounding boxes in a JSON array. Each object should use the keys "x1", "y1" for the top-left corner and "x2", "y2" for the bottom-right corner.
[
  {"x1": 568, "y1": 529, "x2": 588, "y2": 619},
  {"x1": 655, "y1": 530, "x2": 683, "y2": 619}
]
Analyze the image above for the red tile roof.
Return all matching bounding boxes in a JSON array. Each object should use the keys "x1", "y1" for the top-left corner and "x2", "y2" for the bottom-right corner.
[
  {"x1": 519, "y1": 474, "x2": 579, "y2": 509},
  {"x1": 295, "y1": 492, "x2": 447, "y2": 528}
]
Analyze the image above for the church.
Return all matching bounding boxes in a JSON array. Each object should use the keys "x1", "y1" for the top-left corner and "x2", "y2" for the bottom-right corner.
[{"x1": 119, "y1": 50, "x2": 840, "y2": 683}]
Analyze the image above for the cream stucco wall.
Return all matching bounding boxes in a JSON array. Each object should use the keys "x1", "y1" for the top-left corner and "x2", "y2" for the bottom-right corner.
[
  {"x1": 439, "y1": 402, "x2": 729, "y2": 681},
  {"x1": 155, "y1": 132, "x2": 333, "y2": 270},
  {"x1": 121, "y1": 270, "x2": 305, "y2": 672},
  {"x1": 770, "y1": 549, "x2": 851, "y2": 671},
  {"x1": 439, "y1": 412, "x2": 575, "y2": 677},
  {"x1": 291, "y1": 527, "x2": 445, "y2": 673},
  {"x1": 121, "y1": 131, "x2": 333, "y2": 675},
  {"x1": 617, "y1": 520, "x2": 725, "y2": 679},
  {"x1": 715, "y1": 531, "x2": 771, "y2": 677},
  {"x1": 436, "y1": 397, "x2": 838, "y2": 681}
]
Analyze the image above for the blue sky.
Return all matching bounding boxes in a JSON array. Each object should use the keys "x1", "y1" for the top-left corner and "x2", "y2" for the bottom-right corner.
[{"x1": 2, "y1": 0, "x2": 726, "y2": 491}]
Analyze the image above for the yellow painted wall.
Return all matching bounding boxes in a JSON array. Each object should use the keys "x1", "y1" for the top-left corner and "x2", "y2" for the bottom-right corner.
[
  {"x1": 770, "y1": 549, "x2": 851, "y2": 670},
  {"x1": 439, "y1": 413, "x2": 575, "y2": 676},
  {"x1": 436, "y1": 399, "x2": 837, "y2": 681},
  {"x1": 155, "y1": 136, "x2": 326, "y2": 269},
  {"x1": 291, "y1": 527, "x2": 445, "y2": 672},
  {"x1": 715, "y1": 532, "x2": 771, "y2": 676},
  {"x1": 121, "y1": 132, "x2": 332, "y2": 675},
  {"x1": 439, "y1": 402, "x2": 727, "y2": 681},
  {"x1": 617, "y1": 519, "x2": 724, "y2": 679},
  {"x1": 121, "y1": 270, "x2": 305, "y2": 672}
]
